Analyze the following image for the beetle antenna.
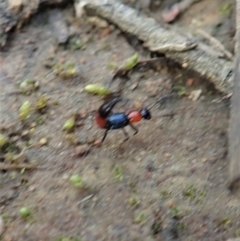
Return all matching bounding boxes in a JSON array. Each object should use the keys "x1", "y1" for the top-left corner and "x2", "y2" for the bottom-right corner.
[{"x1": 148, "y1": 93, "x2": 174, "y2": 110}]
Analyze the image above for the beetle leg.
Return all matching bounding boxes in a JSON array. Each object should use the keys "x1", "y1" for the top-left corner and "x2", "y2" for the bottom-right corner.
[
  {"x1": 122, "y1": 128, "x2": 130, "y2": 142},
  {"x1": 101, "y1": 129, "x2": 109, "y2": 143},
  {"x1": 129, "y1": 123, "x2": 139, "y2": 135}
]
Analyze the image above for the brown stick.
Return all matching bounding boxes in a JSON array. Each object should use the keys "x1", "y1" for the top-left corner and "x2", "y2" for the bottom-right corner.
[
  {"x1": 0, "y1": 163, "x2": 37, "y2": 170},
  {"x1": 228, "y1": 0, "x2": 240, "y2": 191},
  {"x1": 77, "y1": 0, "x2": 233, "y2": 94},
  {"x1": 197, "y1": 29, "x2": 234, "y2": 61}
]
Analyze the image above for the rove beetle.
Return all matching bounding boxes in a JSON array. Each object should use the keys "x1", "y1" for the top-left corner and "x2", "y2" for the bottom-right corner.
[{"x1": 95, "y1": 96, "x2": 151, "y2": 143}]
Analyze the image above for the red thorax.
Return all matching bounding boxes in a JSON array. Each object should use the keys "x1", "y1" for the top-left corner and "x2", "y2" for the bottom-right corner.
[{"x1": 127, "y1": 111, "x2": 142, "y2": 123}]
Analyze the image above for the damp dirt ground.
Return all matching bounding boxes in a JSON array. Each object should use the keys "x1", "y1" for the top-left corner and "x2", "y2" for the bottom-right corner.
[{"x1": 0, "y1": 1, "x2": 239, "y2": 240}]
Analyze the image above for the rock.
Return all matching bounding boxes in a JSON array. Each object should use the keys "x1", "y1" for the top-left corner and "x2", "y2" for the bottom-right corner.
[
  {"x1": 78, "y1": 109, "x2": 88, "y2": 119},
  {"x1": 74, "y1": 144, "x2": 90, "y2": 157},
  {"x1": 189, "y1": 89, "x2": 202, "y2": 101},
  {"x1": 38, "y1": 138, "x2": 48, "y2": 146}
]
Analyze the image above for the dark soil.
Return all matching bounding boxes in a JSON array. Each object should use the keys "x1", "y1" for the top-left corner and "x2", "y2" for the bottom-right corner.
[{"x1": 0, "y1": 1, "x2": 239, "y2": 241}]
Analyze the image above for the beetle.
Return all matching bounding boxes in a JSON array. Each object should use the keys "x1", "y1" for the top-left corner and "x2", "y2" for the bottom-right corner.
[{"x1": 95, "y1": 96, "x2": 151, "y2": 143}]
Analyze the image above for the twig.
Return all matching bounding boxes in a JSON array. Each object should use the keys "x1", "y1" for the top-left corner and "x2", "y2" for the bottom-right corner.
[
  {"x1": 197, "y1": 42, "x2": 225, "y2": 59},
  {"x1": 211, "y1": 93, "x2": 232, "y2": 103},
  {"x1": 0, "y1": 163, "x2": 38, "y2": 170},
  {"x1": 0, "y1": 147, "x2": 39, "y2": 170},
  {"x1": 0, "y1": 90, "x2": 22, "y2": 96},
  {"x1": 144, "y1": 41, "x2": 197, "y2": 52},
  {"x1": 197, "y1": 29, "x2": 234, "y2": 61},
  {"x1": 77, "y1": 194, "x2": 94, "y2": 204}
]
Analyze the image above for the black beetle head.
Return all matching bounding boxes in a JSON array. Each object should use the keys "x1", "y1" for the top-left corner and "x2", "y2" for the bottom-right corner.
[{"x1": 140, "y1": 108, "x2": 151, "y2": 120}]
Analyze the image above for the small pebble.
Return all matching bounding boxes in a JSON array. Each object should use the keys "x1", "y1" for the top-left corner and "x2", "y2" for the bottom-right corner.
[
  {"x1": 164, "y1": 152, "x2": 171, "y2": 158},
  {"x1": 167, "y1": 200, "x2": 176, "y2": 208},
  {"x1": 130, "y1": 82, "x2": 138, "y2": 91},
  {"x1": 98, "y1": 28, "x2": 111, "y2": 38},
  {"x1": 74, "y1": 144, "x2": 89, "y2": 157},
  {"x1": 21, "y1": 130, "x2": 29, "y2": 137},
  {"x1": 201, "y1": 157, "x2": 208, "y2": 162},
  {"x1": 87, "y1": 17, "x2": 109, "y2": 28},
  {"x1": 186, "y1": 78, "x2": 194, "y2": 86},
  {"x1": 28, "y1": 185, "x2": 36, "y2": 192},
  {"x1": 189, "y1": 89, "x2": 202, "y2": 101},
  {"x1": 80, "y1": 58, "x2": 86, "y2": 64},
  {"x1": 29, "y1": 128, "x2": 35, "y2": 134},
  {"x1": 62, "y1": 173, "x2": 69, "y2": 180},
  {"x1": 156, "y1": 178, "x2": 164, "y2": 184},
  {"x1": 39, "y1": 138, "x2": 48, "y2": 146},
  {"x1": 11, "y1": 135, "x2": 20, "y2": 142},
  {"x1": 50, "y1": 110, "x2": 55, "y2": 116},
  {"x1": 30, "y1": 122, "x2": 37, "y2": 128},
  {"x1": 79, "y1": 109, "x2": 88, "y2": 119},
  {"x1": 57, "y1": 142, "x2": 62, "y2": 148}
]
